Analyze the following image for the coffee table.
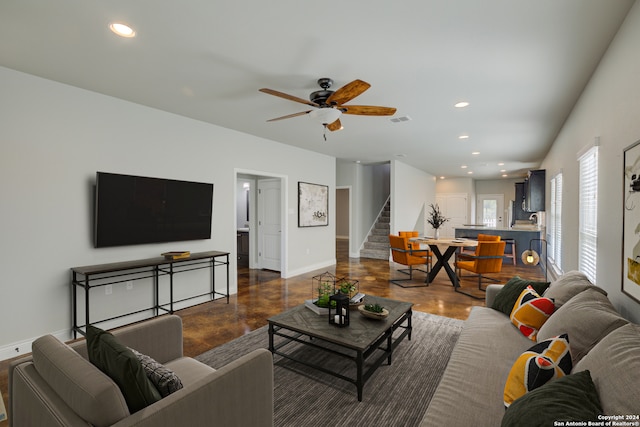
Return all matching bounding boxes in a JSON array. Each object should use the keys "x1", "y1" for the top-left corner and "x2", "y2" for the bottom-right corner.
[{"x1": 268, "y1": 295, "x2": 412, "y2": 401}]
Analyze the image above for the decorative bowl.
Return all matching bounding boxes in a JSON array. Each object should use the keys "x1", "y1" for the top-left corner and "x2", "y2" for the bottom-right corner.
[{"x1": 358, "y1": 305, "x2": 389, "y2": 320}]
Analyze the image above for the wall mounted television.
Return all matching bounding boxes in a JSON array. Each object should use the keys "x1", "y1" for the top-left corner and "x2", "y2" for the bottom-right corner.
[{"x1": 94, "y1": 172, "x2": 214, "y2": 248}]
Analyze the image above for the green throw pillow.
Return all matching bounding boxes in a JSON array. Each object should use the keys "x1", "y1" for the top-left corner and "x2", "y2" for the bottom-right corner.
[
  {"x1": 86, "y1": 325, "x2": 162, "y2": 413},
  {"x1": 492, "y1": 276, "x2": 550, "y2": 315},
  {"x1": 501, "y1": 370, "x2": 603, "y2": 427}
]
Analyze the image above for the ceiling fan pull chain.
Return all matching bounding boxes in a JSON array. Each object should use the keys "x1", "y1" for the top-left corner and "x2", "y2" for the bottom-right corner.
[{"x1": 323, "y1": 125, "x2": 327, "y2": 141}]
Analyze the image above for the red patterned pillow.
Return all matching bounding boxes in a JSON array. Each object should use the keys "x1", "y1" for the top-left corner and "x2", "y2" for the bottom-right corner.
[
  {"x1": 510, "y1": 285, "x2": 555, "y2": 340},
  {"x1": 504, "y1": 333, "x2": 572, "y2": 407}
]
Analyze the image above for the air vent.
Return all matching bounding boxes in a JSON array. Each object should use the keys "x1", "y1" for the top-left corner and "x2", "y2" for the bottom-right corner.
[{"x1": 390, "y1": 116, "x2": 411, "y2": 123}]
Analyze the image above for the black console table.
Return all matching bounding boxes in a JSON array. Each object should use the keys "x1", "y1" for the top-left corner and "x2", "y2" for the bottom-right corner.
[{"x1": 71, "y1": 251, "x2": 229, "y2": 337}]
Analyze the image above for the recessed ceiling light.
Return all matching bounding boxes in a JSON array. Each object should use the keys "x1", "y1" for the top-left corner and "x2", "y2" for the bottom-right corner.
[
  {"x1": 454, "y1": 101, "x2": 470, "y2": 108},
  {"x1": 459, "y1": 135, "x2": 469, "y2": 140},
  {"x1": 472, "y1": 151, "x2": 480, "y2": 155},
  {"x1": 467, "y1": 171, "x2": 473, "y2": 175},
  {"x1": 109, "y1": 22, "x2": 136, "y2": 38},
  {"x1": 502, "y1": 174, "x2": 508, "y2": 177},
  {"x1": 461, "y1": 165, "x2": 468, "y2": 169},
  {"x1": 500, "y1": 169, "x2": 507, "y2": 173},
  {"x1": 440, "y1": 176, "x2": 445, "y2": 180},
  {"x1": 498, "y1": 162, "x2": 505, "y2": 166}
]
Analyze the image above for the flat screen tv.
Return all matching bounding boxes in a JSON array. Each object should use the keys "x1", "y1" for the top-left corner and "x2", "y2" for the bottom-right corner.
[{"x1": 94, "y1": 172, "x2": 214, "y2": 248}]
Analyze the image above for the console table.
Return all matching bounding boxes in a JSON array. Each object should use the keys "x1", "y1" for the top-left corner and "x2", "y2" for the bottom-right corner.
[{"x1": 71, "y1": 250, "x2": 229, "y2": 337}]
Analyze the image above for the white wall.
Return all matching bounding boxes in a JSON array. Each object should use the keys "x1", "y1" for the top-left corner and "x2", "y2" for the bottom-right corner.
[
  {"x1": 390, "y1": 160, "x2": 436, "y2": 234},
  {"x1": 0, "y1": 67, "x2": 336, "y2": 357},
  {"x1": 540, "y1": 1, "x2": 640, "y2": 322}
]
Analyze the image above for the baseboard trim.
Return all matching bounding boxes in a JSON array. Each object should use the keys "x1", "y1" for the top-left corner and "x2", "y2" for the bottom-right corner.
[
  {"x1": 284, "y1": 259, "x2": 337, "y2": 278},
  {"x1": 0, "y1": 328, "x2": 71, "y2": 361}
]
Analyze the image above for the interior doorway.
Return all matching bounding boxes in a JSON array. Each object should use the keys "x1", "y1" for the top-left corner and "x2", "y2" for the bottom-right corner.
[
  {"x1": 235, "y1": 171, "x2": 287, "y2": 277},
  {"x1": 336, "y1": 186, "x2": 352, "y2": 256}
]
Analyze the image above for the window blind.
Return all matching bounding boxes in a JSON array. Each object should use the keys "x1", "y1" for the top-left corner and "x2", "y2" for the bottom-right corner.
[
  {"x1": 578, "y1": 147, "x2": 598, "y2": 283},
  {"x1": 549, "y1": 173, "x2": 562, "y2": 269}
]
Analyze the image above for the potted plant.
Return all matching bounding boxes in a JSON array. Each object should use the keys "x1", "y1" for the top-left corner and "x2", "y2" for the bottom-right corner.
[
  {"x1": 358, "y1": 302, "x2": 389, "y2": 319},
  {"x1": 427, "y1": 203, "x2": 448, "y2": 239}
]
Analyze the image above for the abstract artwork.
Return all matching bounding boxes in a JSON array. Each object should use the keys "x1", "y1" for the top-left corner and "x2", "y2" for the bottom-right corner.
[
  {"x1": 298, "y1": 182, "x2": 328, "y2": 227},
  {"x1": 623, "y1": 139, "x2": 640, "y2": 303}
]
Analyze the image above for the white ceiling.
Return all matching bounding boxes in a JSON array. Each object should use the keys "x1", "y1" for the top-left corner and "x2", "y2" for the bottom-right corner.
[{"x1": 1, "y1": 0, "x2": 635, "y2": 179}]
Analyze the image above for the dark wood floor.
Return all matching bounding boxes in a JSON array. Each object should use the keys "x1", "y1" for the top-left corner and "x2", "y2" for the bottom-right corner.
[{"x1": 0, "y1": 239, "x2": 544, "y2": 424}]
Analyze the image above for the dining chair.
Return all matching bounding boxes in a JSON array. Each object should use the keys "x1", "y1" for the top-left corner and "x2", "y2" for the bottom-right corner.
[
  {"x1": 455, "y1": 240, "x2": 506, "y2": 297},
  {"x1": 389, "y1": 234, "x2": 432, "y2": 287}
]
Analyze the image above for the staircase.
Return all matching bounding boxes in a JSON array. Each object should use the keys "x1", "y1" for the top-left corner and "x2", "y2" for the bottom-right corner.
[{"x1": 360, "y1": 200, "x2": 391, "y2": 260}]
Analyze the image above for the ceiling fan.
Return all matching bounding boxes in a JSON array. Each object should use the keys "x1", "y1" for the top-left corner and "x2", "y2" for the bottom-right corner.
[{"x1": 259, "y1": 78, "x2": 396, "y2": 139}]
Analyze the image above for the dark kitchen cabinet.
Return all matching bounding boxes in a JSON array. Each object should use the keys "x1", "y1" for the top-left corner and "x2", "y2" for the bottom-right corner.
[
  {"x1": 237, "y1": 231, "x2": 249, "y2": 267},
  {"x1": 525, "y1": 169, "x2": 545, "y2": 212}
]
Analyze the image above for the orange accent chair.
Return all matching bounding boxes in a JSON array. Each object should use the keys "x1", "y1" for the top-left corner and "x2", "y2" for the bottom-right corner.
[
  {"x1": 455, "y1": 240, "x2": 506, "y2": 297},
  {"x1": 460, "y1": 233, "x2": 501, "y2": 255},
  {"x1": 389, "y1": 234, "x2": 432, "y2": 288}
]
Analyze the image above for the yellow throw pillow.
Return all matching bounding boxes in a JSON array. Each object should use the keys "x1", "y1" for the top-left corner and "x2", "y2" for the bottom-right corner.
[
  {"x1": 504, "y1": 333, "x2": 572, "y2": 408},
  {"x1": 510, "y1": 285, "x2": 555, "y2": 340}
]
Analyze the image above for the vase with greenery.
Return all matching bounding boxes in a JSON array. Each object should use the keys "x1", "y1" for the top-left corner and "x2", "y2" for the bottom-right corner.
[{"x1": 427, "y1": 203, "x2": 448, "y2": 239}]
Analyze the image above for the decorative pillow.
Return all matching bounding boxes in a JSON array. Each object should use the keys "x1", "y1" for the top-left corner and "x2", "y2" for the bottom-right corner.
[
  {"x1": 503, "y1": 333, "x2": 572, "y2": 407},
  {"x1": 491, "y1": 276, "x2": 550, "y2": 315},
  {"x1": 537, "y1": 288, "x2": 628, "y2": 365},
  {"x1": 573, "y1": 323, "x2": 640, "y2": 415},
  {"x1": 86, "y1": 325, "x2": 162, "y2": 413},
  {"x1": 542, "y1": 270, "x2": 607, "y2": 309},
  {"x1": 502, "y1": 370, "x2": 603, "y2": 427},
  {"x1": 130, "y1": 348, "x2": 183, "y2": 397},
  {"x1": 509, "y1": 286, "x2": 555, "y2": 340}
]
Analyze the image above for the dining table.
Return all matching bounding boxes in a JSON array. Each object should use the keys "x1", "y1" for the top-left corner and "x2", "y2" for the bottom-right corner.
[{"x1": 410, "y1": 237, "x2": 478, "y2": 288}]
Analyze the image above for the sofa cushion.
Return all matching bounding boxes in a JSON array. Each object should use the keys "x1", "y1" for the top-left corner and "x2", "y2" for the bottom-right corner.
[
  {"x1": 491, "y1": 276, "x2": 550, "y2": 315},
  {"x1": 573, "y1": 323, "x2": 640, "y2": 415},
  {"x1": 503, "y1": 333, "x2": 572, "y2": 407},
  {"x1": 86, "y1": 325, "x2": 162, "y2": 413},
  {"x1": 509, "y1": 285, "x2": 555, "y2": 340},
  {"x1": 536, "y1": 288, "x2": 628, "y2": 365},
  {"x1": 31, "y1": 334, "x2": 129, "y2": 427},
  {"x1": 130, "y1": 348, "x2": 183, "y2": 397},
  {"x1": 420, "y1": 307, "x2": 533, "y2": 427},
  {"x1": 542, "y1": 270, "x2": 607, "y2": 309},
  {"x1": 501, "y1": 370, "x2": 602, "y2": 427}
]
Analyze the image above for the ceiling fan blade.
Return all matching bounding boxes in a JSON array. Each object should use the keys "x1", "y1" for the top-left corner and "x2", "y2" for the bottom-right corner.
[
  {"x1": 326, "y1": 80, "x2": 371, "y2": 106},
  {"x1": 266, "y1": 110, "x2": 312, "y2": 122},
  {"x1": 259, "y1": 88, "x2": 319, "y2": 107},
  {"x1": 339, "y1": 105, "x2": 397, "y2": 116},
  {"x1": 327, "y1": 119, "x2": 343, "y2": 132}
]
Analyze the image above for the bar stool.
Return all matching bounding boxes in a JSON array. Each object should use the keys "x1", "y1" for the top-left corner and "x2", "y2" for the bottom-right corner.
[{"x1": 503, "y1": 238, "x2": 516, "y2": 265}]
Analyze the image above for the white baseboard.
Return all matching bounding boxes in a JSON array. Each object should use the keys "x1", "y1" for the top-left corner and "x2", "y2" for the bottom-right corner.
[
  {"x1": 0, "y1": 328, "x2": 71, "y2": 362},
  {"x1": 284, "y1": 259, "x2": 337, "y2": 278}
]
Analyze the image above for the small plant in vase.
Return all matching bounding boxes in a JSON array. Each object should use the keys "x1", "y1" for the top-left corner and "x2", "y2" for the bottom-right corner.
[{"x1": 427, "y1": 203, "x2": 448, "y2": 239}]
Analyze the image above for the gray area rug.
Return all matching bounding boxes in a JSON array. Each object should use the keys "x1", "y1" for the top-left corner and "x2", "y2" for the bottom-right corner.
[{"x1": 195, "y1": 311, "x2": 463, "y2": 427}]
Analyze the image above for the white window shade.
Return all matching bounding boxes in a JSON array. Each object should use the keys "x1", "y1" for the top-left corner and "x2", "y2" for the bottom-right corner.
[
  {"x1": 578, "y1": 147, "x2": 598, "y2": 283},
  {"x1": 549, "y1": 173, "x2": 563, "y2": 269}
]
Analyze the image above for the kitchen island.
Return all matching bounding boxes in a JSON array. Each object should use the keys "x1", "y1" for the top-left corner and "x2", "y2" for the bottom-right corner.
[{"x1": 454, "y1": 226, "x2": 544, "y2": 265}]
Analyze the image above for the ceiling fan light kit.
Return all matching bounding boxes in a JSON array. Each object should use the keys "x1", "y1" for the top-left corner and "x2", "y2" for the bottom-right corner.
[
  {"x1": 259, "y1": 77, "x2": 396, "y2": 139},
  {"x1": 309, "y1": 108, "x2": 342, "y2": 126}
]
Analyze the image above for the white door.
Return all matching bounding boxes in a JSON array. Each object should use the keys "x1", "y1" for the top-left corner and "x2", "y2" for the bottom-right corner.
[
  {"x1": 435, "y1": 193, "x2": 468, "y2": 238},
  {"x1": 477, "y1": 194, "x2": 505, "y2": 228},
  {"x1": 258, "y1": 179, "x2": 281, "y2": 271}
]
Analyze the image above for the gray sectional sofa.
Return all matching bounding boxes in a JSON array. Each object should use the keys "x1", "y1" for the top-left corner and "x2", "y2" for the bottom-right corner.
[
  {"x1": 9, "y1": 315, "x2": 274, "y2": 427},
  {"x1": 421, "y1": 271, "x2": 640, "y2": 426}
]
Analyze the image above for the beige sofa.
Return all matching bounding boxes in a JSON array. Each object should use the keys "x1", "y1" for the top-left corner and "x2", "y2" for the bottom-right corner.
[
  {"x1": 421, "y1": 271, "x2": 640, "y2": 426},
  {"x1": 9, "y1": 315, "x2": 273, "y2": 427}
]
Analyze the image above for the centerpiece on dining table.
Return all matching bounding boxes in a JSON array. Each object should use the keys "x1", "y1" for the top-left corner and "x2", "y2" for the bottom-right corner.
[{"x1": 427, "y1": 203, "x2": 449, "y2": 240}]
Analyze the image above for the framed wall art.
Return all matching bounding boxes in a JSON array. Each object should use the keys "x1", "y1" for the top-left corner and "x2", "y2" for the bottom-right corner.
[
  {"x1": 298, "y1": 181, "x2": 328, "y2": 227},
  {"x1": 622, "y1": 139, "x2": 640, "y2": 303}
]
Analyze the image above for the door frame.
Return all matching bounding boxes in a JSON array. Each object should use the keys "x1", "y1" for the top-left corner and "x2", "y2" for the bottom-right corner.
[
  {"x1": 234, "y1": 169, "x2": 288, "y2": 276},
  {"x1": 336, "y1": 186, "x2": 356, "y2": 257},
  {"x1": 476, "y1": 194, "x2": 505, "y2": 228}
]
